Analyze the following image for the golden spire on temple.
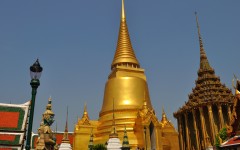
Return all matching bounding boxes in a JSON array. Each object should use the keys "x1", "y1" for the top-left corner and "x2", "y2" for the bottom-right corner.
[
  {"x1": 111, "y1": 0, "x2": 140, "y2": 69},
  {"x1": 83, "y1": 102, "x2": 88, "y2": 115},
  {"x1": 80, "y1": 103, "x2": 90, "y2": 125},
  {"x1": 121, "y1": 0, "x2": 125, "y2": 20},
  {"x1": 161, "y1": 107, "x2": 168, "y2": 124},
  {"x1": 195, "y1": 12, "x2": 212, "y2": 71}
]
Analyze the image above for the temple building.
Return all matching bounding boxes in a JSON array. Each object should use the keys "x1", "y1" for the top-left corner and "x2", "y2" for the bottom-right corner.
[
  {"x1": 73, "y1": 0, "x2": 179, "y2": 149},
  {"x1": 173, "y1": 13, "x2": 234, "y2": 150}
]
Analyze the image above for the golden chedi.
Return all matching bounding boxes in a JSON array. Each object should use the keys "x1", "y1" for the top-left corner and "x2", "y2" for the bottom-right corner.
[{"x1": 73, "y1": 1, "x2": 179, "y2": 149}]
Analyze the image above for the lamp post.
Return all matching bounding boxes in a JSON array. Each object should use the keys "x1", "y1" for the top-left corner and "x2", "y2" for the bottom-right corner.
[
  {"x1": 25, "y1": 59, "x2": 43, "y2": 150},
  {"x1": 144, "y1": 126, "x2": 147, "y2": 150}
]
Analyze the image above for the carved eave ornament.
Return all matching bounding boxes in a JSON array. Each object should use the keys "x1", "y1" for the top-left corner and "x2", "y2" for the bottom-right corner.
[
  {"x1": 76, "y1": 103, "x2": 91, "y2": 126},
  {"x1": 160, "y1": 120, "x2": 174, "y2": 128},
  {"x1": 174, "y1": 97, "x2": 233, "y2": 117},
  {"x1": 160, "y1": 111, "x2": 174, "y2": 128},
  {"x1": 137, "y1": 102, "x2": 159, "y2": 126},
  {"x1": 78, "y1": 115, "x2": 91, "y2": 126}
]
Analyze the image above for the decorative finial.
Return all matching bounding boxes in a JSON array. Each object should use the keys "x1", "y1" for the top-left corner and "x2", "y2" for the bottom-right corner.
[
  {"x1": 195, "y1": 12, "x2": 212, "y2": 70},
  {"x1": 84, "y1": 102, "x2": 88, "y2": 115},
  {"x1": 162, "y1": 106, "x2": 165, "y2": 115},
  {"x1": 44, "y1": 96, "x2": 54, "y2": 115},
  {"x1": 48, "y1": 96, "x2": 52, "y2": 103},
  {"x1": 122, "y1": 0, "x2": 126, "y2": 20},
  {"x1": 62, "y1": 106, "x2": 70, "y2": 142},
  {"x1": 65, "y1": 106, "x2": 68, "y2": 132},
  {"x1": 161, "y1": 106, "x2": 168, "y2": 124},
  {"x1": 195, "y1": 12, "x2": 204, "y2": 53}
]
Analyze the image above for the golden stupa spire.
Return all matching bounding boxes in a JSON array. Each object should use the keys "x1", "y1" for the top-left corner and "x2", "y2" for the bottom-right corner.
[
  {"x1": 81, "y1": 102, "x2": 90, "y2": 120},
  {"x1": 121, "y1": 0, "x2": 125, "y2": 20},
  {"x1": 195, "y1": 12, "x2": 212, "y2": 71},
  {"x1": 111, "y1": 0, "x2": 140, "y2": 69}
]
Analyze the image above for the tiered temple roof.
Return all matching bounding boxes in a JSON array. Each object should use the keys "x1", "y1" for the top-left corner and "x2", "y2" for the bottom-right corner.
[{"x1": 174, "y1": 13, "x2": 234, "y2": 116}]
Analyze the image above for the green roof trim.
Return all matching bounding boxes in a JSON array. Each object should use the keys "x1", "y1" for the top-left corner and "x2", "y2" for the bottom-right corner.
[{"x1": 0, "y1": 134, "x2": 21, "y2": 145}]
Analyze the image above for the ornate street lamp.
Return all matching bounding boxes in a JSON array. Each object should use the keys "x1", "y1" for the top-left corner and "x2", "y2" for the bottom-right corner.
[{"x1": 25, "y1": 59, "x2": 43, "y2": 150}]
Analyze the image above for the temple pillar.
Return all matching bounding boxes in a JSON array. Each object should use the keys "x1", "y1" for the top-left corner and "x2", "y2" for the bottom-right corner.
[
  {"x1": 184, "y1": 113, "x2": 191, "y2": 149},
  {"x1": 207, "y1": 105, "x2": 216, "y2": 144},
  {"x1": 192, "y1": 109, "x2": 200, "y2": 150},
  {"x1": 227, "y1": 105, "x2": 232, "y2": 123},
  {"x1": 199, "y1": 107, "x2": 207, "y2": 148},
  {"x1": 153, "y1": 125, "x2": 158, "y2": 150},
  {"x1": 144, "y1": 126, "x2": 151, "y2": 150},
  {"x1": 177, "y1": 116, "x2": 184, "y2": 150},
  {"x1": 217, "y1": 104, "x2": 224, "y2": 129}
]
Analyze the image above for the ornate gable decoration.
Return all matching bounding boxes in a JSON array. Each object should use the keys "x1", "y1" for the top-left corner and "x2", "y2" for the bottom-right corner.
[
  {"x1": 78, "y1": 115, "x2": 91, "y2": 126},
  {"x1": 137, "y1": 101, "x2": 159, "y2": 125},
  {"x1": 160, "y1": 109, "x2": 174, "y2": 128},
  {"x1": 77, "y1": 104, "x2": 91, "y2": 126}
]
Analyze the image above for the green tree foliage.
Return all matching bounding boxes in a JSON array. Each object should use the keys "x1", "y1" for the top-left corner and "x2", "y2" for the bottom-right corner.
[
  {"x1": 93, "y1": 144, "x2": 107, "y2": 150},
  {"x1": 219, "y1": 127, "x2": 227, "y2": 140},
  {"x1": 215, "y1": 127, "x2": 227, "y2": 149}
]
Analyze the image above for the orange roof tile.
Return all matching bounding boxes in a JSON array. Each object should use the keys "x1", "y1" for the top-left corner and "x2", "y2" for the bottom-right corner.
[{"x1": 0, "y1": 112, "x2": 19, "y2": 128}]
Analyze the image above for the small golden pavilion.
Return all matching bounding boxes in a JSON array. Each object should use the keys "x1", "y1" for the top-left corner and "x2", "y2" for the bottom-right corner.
[
  {"x1": 73, "y1": 0, "x2": 179, "y2": 150},
  {"x1": 173, "y1": 14, "x2": 234, "y2": 150}
]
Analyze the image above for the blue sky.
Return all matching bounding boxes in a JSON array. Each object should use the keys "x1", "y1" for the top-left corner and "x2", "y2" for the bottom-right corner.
[{"x1": 0, "y1": 1, "x2": 239, "y2": 133}]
